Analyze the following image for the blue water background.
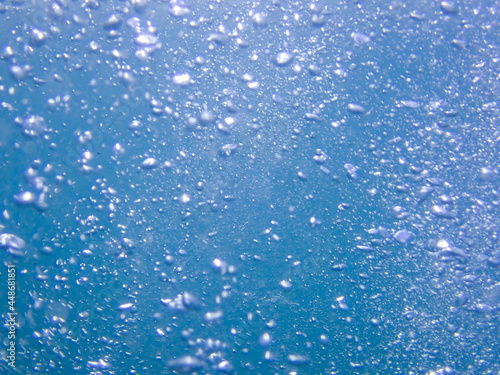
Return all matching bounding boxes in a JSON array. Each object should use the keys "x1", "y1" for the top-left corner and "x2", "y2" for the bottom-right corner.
[{"x1": 0, "y1": 0, "x2": 499, "y2": 373}]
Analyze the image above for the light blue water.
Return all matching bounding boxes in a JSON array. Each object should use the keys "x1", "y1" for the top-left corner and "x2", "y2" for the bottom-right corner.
[{"x1": 0, "y1": 0, "x2": 499, "y2": 374}]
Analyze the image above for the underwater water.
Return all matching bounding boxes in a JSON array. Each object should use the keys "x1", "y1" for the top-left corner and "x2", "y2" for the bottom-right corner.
[{"x1": 0, "y1": 0, "x2": 499, "y2": 374}]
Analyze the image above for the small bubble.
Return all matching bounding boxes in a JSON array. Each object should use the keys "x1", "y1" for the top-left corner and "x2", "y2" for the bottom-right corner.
[
  {"x1": 279, "y1": 280, "x2": 292, "y2": 291},
  {"x1": 14, "y1": 191, "x2": 36, "y2": 205},
  {"x1": 274, "y1": 52, "x2": 293, "y2": 66},
  {"x1": 140, "y1": 158, "x2": 158, "y2": 169},
  {"x1": 172, "y1": 73, "x2": 191, "y2": 86}
]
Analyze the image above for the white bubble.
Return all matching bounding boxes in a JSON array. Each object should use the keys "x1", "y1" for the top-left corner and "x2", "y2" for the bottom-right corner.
[
  {"x1": 279, "y1": 280, "x2": 292, "y2": 290},
  {"x1": 287, "y1": 354, "x2": 310, "y2": 366},
  {"x1": 274, "y1": 52, "x2": 293, "y2": 66},
  {"x1": 394, "y1": 230, "x2": 414, "y2": 244},
  {"x1": 118, "y1": 303, "x2": 134, "y2": 311},
  {"x1": 140, "y1": 158, "x2": 158, "y2": 169},
  {"x1": 258, "y1": 332, "x2": 272, "y2": 346},
  {"x1": 135, "y1": 34, "x2": 158, "y2": 46},
  {"x1": 347, "y1": 103, "x2": 366, "y2": 114},
  {"x1": 351, "y1": 32, "x2": 371, "y2": 44},
  {"x1": 14, "y1": 191, "x2": 36, "y2": 204},
  {"x1": 0, "y1": 233, "x2": 26, "y2": 249},
  {"x1": 169, "y1": 3, "x2": 190, "y2": 17},
  {"x1": 172, "y1": 73, "x2": 191, "y2": 86}
]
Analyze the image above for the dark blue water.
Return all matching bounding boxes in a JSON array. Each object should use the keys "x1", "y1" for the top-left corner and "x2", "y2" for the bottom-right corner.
[{"x1": 1, "y1": 0, "x2": 499, "y2": 374}]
